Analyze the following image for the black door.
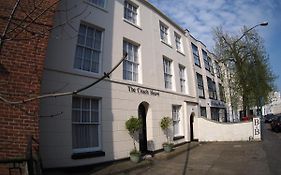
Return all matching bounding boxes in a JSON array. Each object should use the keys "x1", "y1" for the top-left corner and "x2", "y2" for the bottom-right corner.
[
  {"x1": 138, "y1": 103, "x2": 147, "y2": 154},
  {"x1": 190, "y1": 114, "x2": 194, "y2": 141}
]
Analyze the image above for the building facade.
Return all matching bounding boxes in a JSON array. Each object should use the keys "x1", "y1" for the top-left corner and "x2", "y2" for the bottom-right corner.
[
  {"x1": 188, "y1": 34, "x2": 228, "y2": 122},
  {"x1": 39, "y1": 0, "x2": 200, "y2": 168}
]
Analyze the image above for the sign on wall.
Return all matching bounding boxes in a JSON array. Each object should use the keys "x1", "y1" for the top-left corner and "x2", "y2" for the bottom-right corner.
[
  {"x1": 128, "y1": 85, "x2": 160, "y2": 96},
  {"x1": 252, "y1": 117, "x2": 261, "y2": 140}
]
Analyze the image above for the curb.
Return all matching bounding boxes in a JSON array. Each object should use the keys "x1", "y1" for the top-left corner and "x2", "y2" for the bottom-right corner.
[{"x1": 92, "y1": 142, "x2": 200, "y2": 175}]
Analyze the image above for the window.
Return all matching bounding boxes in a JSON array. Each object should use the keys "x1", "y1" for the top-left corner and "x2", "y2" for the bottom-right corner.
[
  {"x1": 215, "y1": 61, "x2": 222, "y2": 78},
  {"x1": 72, "y1": 97, "x2": 101, "y2": 152},
  {"x1": 124, "y1": 1, "x2": 138, "y2": 24},
  {"x1": 196, "y1": 73, "x2": 205, "y2": 98},
  {"x1": 203, "y1": 50, "x2": 209, "y2": 71},
  {"x1": 192, "y1": 43, "x2": 200, "y2": 67},
  {"x1": 207, "y1": 77, "x2": 217, "y2": 99},
  {"x1": 203, "y1": 51, "x2": 214, "y2": 74},
  {"x1": 88, "y1": 0, "x2": 106, "y2": 8},
  {"x1": 175, "y1": 33, "x2": 182, "y2": 52},
  {"x1": 219, "y1": 83, "x2": 226, "y2": 102},
  {"x1": 179, "y1": 65, "x2": 186, "y2": 93},
  {"x1": 200, "y1": 107, "x2": 207, "y2": 117},
  {"x1": 74, "y1": 24, "x2": 102, "y2": 73},
  {"x1": 172, "y1": 105, "x2": 182, "y2": 137},
  {"x1": 123, "y1": 40, "x2": 139, "y2": 81},
  {"x1": 163, "y1": 58, "x2": 173, "y2": 89},
  {"x1": 209, "y1": 57, "x2": 214, "y2": 74},
  {"x1": 160, "y1": 22, "x2": 169, "y2": 43}
]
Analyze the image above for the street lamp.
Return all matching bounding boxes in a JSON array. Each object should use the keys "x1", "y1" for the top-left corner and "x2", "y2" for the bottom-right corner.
[{"x1": 234, "y1": 21, "x2": 268, "y2": 44}]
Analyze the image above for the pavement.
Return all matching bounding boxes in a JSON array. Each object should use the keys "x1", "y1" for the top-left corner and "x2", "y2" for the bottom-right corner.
[{"x1": 44, "y1": 123, "x2": 280, "y2": 175}]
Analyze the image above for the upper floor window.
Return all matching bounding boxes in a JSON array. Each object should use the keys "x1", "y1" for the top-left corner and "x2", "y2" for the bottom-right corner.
[
  {"x1": 72, "y1": 96, "x2": 101, "y2": 152},
  {"x1": 192, "y1": 43, "x2": 200, "y2": 67},
  {"x1": 88, "y1": 0, "x2": 106, "y2": 8},
  {"x1": 196, "y1": 73, "x2": 205, "y2": 98},
  {"x1": 124, "y1": 1, "x2": 138, "y2": 24},
  {"x1": 163, "y1": 57, "x2": 173, "y2": 89},
  {"x1": 215, "y1": 61, "x2": 222, "y2": 78},
  {"x1": 175, "y1": 32, "x2": 182, "y2": 52},
  {"x1": 160, "y1": 22, "x2": 169, "y2": 44},
  {"x1": 202, "y1": 50, "x2": 209, "y2": 70},
  {"x1": 123, "y1": 40, "x2": 139, "y2": 81},
  {"x1": 208, "y1": 56, "x2": 214, "y2": 74},
  {"x1": 74, "y1": 24, "x2": 102, "y2": 73},
  {"x1": 207, "y1": 77, "x2": 217, "y2": 100},
  {"x1": 219, "y1": 83, "x2": 226, "y2": 102},
  {"x1": 179, "y1": 65, "x2": 186, "y2": 93}
]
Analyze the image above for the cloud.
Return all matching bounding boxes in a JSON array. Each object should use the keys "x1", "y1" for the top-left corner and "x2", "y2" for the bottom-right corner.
[{"x1": 148, "y1": 0, "x2": 279, "y2": 50}]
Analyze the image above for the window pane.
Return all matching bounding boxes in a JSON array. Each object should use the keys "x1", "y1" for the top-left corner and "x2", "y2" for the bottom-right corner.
[
  {"x1": 72, "y1": 110, "x2": 80, "y2": 122},
  {"x1": 86, "y1": 28, "x2": 94, "y2": 48}
]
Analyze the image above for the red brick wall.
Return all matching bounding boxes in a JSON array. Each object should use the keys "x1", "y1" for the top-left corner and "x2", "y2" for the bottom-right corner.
[{"x1": 0, "y1": 0, "x2": 57, "y2": 174}]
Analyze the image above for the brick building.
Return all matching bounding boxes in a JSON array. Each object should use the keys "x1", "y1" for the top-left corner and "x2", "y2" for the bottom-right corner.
[{"x1": 0, "y1": 0, "x2": 56, "y2": 174}]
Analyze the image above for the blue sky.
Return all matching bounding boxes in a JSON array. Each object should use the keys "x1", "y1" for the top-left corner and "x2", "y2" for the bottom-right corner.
[{"x1": 149, "y1": 0, "x2": 281, "y2": 91}]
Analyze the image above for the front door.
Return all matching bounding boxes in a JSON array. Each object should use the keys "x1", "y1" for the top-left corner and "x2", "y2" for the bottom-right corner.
[
  {"x1": 138, "y1": 103, "x2": 147, "y2": 154},
  {"x1": 190, "y1": 114, "x2": 194, "y2": 141}
]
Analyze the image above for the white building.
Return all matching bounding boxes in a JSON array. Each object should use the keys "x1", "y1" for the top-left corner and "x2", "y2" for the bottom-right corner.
[
  {"x1": 39, "y1": 0, "x2": 203, "y2": 168},
  {"x1": 264, "y1": 91, "x2": 281, "y2": 115}
]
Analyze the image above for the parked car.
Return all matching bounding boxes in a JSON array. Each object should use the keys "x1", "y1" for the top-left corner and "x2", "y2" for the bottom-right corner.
[
  {"x1": 271, "y1": 116, "x2": 281, "y2": 132},
  {"x1": 264, "y1": 113, "x2": 276, "y2": 123}
]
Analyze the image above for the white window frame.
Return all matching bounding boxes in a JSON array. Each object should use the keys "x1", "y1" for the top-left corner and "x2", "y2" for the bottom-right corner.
[
  {"x1": 196, "y1": 73, "x2": 205, "y2": 98},
  {"x1": 163, "y1": 57, "x2": 173, "y2": 89},
  {"x1": 124, "y1": 0, "x2": 138, "y2": 24},
  {"x1": 88, "y1": 0, "x2": 106, "y2": 9},
  {"x1": 74, "y1": 23, "x2": 103, "y2": 74},
  {"x1": 179, "y1": 65, "x2": 186, "y2": 93},
  {"x1": 123, "y1": 40, "x2": 139, "y2": 82},
  {"x1": 192, "y1": 43, "x2": 200, "y2": 66},
  {"x1": 175, "y1": 32, "x2": 182, "y2": 52},
  {"x1": 160, "y1": 22, "x2": 169, "y2": 44},
  {"x1": 172, "y1": 105, "x2": 182, "y2": 137},
  {"x1": 72, "y1": 96, "x2": 102, "y2": 153}
]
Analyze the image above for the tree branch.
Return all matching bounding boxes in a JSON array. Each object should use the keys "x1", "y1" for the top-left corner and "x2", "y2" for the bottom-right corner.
[{"x1": 0, "y1": 53, "x2": 128, "y2": 105}]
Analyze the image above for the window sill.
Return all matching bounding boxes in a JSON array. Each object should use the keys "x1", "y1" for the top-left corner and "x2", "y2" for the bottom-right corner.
[
  {"x1": 71, "y1": 151, "x2": 105, "y2": 160},
  {"x1": 195, "y1": 64, "x2": 201, "y2": 68},
  {"x1": 173, "y1": 136, "x2": 184, "y2": 141},
  {"x1": 83, "y1": 1, "x2": 108, "y2": 13},
  {"x1": 161, "y1": 40, "x2": 173, "y2": 48},
  {"x1": 123, "y1": 19, "x2": 142, "y2": 30},
  {"x1": 199, "y1": 96, "x2": 205, "y2": 99},
  {"x1": 176, "y1": 50, "x2": 185, "y2": 56}
]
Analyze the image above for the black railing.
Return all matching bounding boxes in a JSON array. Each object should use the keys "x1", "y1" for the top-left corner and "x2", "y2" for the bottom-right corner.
[{"x1": 0, "y1": 135, "x2": 42, "y2": 175}]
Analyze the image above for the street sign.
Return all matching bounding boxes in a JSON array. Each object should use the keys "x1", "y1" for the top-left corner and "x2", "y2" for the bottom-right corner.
[{"x1": 253, "y1": 117, "x2": 261, "y2": 140}]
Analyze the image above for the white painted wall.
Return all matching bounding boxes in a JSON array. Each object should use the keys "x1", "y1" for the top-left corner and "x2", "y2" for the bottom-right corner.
[{"x1": 193, "y1": 117, "x2": 254, "y2": 141}]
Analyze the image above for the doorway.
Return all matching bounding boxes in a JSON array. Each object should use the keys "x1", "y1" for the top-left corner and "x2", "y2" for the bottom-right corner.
[
  {"x1": 138, "y1": 102, "x2": 148, "y2": 154},
  {"x1": 190, "y1": 113, "x2": 195, "y2": 141}
]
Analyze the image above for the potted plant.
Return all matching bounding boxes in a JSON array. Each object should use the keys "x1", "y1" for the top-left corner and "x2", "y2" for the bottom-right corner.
[
  {"x1": 125, "y1": 116, "x2": 142, "y2": 163},
  {"x1": 160, "y1": 116, "x2": 173, "y2": 152}
]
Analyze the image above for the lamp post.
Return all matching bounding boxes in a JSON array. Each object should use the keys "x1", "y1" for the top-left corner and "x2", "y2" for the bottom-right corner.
[{"x1": 222, "y1": 21, "x2": 268, "y2": 119}]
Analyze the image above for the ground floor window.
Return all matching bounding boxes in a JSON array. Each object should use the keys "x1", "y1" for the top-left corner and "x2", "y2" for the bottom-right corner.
[
  {"x1": 172, "y1": 105, "x2": 182, "y2": 137},
  {"x1": 200, "y1": 106, "x2": 207, "y2": 117},
  {"x1": 72, "y1": 96, "x2": 101, "y2": 153}
]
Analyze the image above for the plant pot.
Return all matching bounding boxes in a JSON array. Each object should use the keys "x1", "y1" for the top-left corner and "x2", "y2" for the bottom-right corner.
[
  {"x1": 130, "y1": 153, "x2": 141, "y2": 163},
  {"x1": 163, "y1": 144, "x2": 173, "y2": 152}
]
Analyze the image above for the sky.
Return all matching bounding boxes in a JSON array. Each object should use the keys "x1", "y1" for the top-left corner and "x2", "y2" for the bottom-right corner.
[{"x1": 149, "y1": 0, "x2": 281, "y2": 91}]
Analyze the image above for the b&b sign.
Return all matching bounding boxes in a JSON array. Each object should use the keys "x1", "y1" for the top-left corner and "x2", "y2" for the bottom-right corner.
[{"x1": 252, "y1": 117, "x2": 261, "y2": 140}]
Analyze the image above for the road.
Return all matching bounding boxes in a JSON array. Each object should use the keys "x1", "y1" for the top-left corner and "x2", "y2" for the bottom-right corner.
[
  {"x1": 262, "y1": 123, "x2": 281, "y2": 175},
  {"x1": 125, "y1": 123, "x2": 281, "y2": 175}
]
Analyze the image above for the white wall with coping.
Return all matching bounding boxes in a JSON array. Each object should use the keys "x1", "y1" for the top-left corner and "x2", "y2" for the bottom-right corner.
[{"x1": 193, "y1": 117, "x2": 254, "y2": 141}]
